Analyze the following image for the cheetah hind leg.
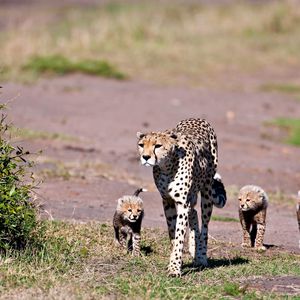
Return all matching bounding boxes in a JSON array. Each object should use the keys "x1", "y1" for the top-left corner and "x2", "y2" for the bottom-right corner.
[
  {"x1": 254, "y1": 224, "x2": 266, "y2": 251},
  {"x1": 188, "y1": 208, "x2": 202, "y2": 266},
  {"x1": 163, "y1": 199, "x2": 177, "y2": 246},
  {"x1": 120, "y1": 227, "x2": 128, "y2": 249},
  {"x1": 197, "y1": 189, "x2": 214, "y2": 268}
]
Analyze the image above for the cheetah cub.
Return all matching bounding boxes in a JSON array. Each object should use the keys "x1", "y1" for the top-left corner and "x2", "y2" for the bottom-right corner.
[
  {"x1": 238, "y1": 185, "x2": 268, "y2": 251},
  {"x1": 113, "y1": 188, "x2": 146, "y2": 256}
]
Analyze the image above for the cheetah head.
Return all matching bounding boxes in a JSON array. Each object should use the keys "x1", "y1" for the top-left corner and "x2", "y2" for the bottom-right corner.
[
  {"x1": 117, "y1": 196, "x2": 144, "y2": 223},
  {"x1": 238, "y1": 190, "x2": 264, "y2": 211},
  {"x1": 136, "y1": 131, "x2": 178, "y2": 167}
]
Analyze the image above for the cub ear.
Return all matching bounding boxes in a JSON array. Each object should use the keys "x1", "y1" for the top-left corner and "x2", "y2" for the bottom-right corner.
[
  {"x1": 170, "y1": 133, "x2": 178, "y2": 139},
  {"x1": 137, "y1": 131, "x2": 146, "y2": 139}
]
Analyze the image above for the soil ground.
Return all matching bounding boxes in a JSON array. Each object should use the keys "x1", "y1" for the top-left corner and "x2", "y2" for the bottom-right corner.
[{"x1": 2, "y1": 75, "x2": 300, "y2": 255}]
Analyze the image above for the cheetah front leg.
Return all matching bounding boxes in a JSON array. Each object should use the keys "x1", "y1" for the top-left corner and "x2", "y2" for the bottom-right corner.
[
  {"x1": 132, "y1": 232, "x2": 142, "y2": 256},
  {"x1": 168, "y1": 203, "x2": 190, "y2": 277},
  {"x1": 119, "y1": 226, "x2": 128, "y2": 249},
  {"x1": 114, "y1": 226, "x2": 121, "y2": 246},
  {"x1": 239, "y1": 211, "x2": 251, "y2": 248}
]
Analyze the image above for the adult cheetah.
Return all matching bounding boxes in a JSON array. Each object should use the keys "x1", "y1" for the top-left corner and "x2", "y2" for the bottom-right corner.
[{"x1": 137, "y1": 118, "x2": 226, "y2": 276}]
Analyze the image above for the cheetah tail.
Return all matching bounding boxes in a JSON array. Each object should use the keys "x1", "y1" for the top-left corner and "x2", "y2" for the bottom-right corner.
[
  {"x1": 212, "y1": 174, "x2": 227, "y2": 208},
  {"x1": 133, "y1": 188, "x2": 148, "y2": 197}
]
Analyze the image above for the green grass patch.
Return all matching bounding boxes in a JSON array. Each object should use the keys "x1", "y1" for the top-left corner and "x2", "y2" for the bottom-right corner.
[
  {"x1": 261, "y1": 83, "x2": 300, "y2": 94},
  {"x1": 11, "y1": 126, "x2": 76, "y2": 142},
  {"x1": 268, "y1": 117, "x2": 300, "y2": 146},
  {"x1": 212, "y1": 215, "x2": 239, "y2": 222},
  {"x1": 223, "y1": 282, "x2": 241, "y2": 296},
  {"x1": 0, "y1": 222, "x2": 299, "y2": 299},
  {"x1": 23, "y1": 55, "x2": 126, "y2": 79},
  {"x1": 260, "y1": 83, "x2": 300, "y2": 96}
]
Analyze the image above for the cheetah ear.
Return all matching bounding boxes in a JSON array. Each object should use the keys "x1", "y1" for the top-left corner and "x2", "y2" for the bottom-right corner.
[
  {"x1": 137, "y1": 132, "x2": 146, "y2": 139},
  {"x1": 118, "y1": 198, "x2": 124, "y2": 204}
]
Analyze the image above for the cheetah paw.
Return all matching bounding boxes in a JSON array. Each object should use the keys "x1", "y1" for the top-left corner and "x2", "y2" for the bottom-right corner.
[
  {"x1": 132, "y1": 251, "x2": 141, "y2": 257},
  {"x1": 198, "y1": 256, "x2": 208, "y2": 267},
  {"x1": 192, "y1": 258, "x2": 207, "y2": 268},
  {"x1": 255, "y1": 245, "x2": 266, "y2": 252},
  {"x1": 241, "y1": 242, "x2": 251, "y2": 248},
  {"x1": 167, "y1": 265, "x2": 182, "y2": 277},
  {"x1": 167, "y1": 270, "x2": 182, "y2": 277}
]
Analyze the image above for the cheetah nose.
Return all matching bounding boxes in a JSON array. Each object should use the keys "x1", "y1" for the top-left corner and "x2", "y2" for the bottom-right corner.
[
  {"x1": 142, "y1": 155, "x2": 151, "y2": 161},
  {"x1": 241, "y1": 204, "x2": 245, "y2": 208}
]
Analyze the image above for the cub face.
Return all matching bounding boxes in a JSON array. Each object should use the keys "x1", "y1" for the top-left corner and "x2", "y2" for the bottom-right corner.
[
  {"x1": 238, "y1": 190, "x2": 264, "y2": 211},
  {"x1": 118, "y1": 198, "x2": 144, "y2": 222},
  {"x1": 137, "y1": 132, "x2": 177, "y2": 167}
]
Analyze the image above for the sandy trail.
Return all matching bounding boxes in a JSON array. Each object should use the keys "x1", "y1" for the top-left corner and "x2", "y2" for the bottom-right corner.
[{"x1": 2, "y1": 74, "x2": 300, "y2": 251}]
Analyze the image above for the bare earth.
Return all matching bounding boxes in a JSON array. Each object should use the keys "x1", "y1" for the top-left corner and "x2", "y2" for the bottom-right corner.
[{"x1": 2, "y1": 75, "x2": 299, "y2": 255}]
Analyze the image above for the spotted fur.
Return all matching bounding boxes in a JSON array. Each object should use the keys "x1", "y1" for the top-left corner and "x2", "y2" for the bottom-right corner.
[
  {"x1": 137, "y1": 118, "x2": 226, "y2": 276},
  {"x1": 238, "y1": 185, "x2": 268, "y2": 251},
  {"x1": 113, "y1": 188, "x2": 146, "y2": 256}
]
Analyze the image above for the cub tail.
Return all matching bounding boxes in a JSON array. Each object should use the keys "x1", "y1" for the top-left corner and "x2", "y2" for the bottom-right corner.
[{"x1": 133, "y1": 188, "x2": 148, "y2": 197}]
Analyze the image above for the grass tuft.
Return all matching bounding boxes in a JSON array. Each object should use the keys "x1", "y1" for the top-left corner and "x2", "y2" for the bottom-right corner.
[
  {"x1": 223, "y1": 282, "x2": 241, "y2": 296},
  {"x1": 23, "y1": 55, "x2": 126, "y2": 79},
  {"x1": 268, "y1": 117, "x2": 300, "y2": 146},
  {"x1": 260, "y1": 83, "x2": 300, "y2": 96},
  {"x1": 212, "y1": 215, "x2": 239, "y2": 223},
  {"x1": 11, "y1": 126, "x2": 76, "y2": 142}
]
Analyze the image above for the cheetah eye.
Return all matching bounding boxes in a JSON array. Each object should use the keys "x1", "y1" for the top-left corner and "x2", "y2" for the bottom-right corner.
[
  {"x1": 246, "y1": 199, "x2": 250, "y2": 202},
  {"x1": 155, "y1": 144, "x2": 162, "y2": 149},
  {"x1": 138, "y1": 143, "x2": 144, "y2": 148},
  {"x1": 128, "y1": 209, "x2": 132, "y2": 212},
  {"x1": 238, "y1": 198, "x2": 242, "y2": 201},
  {"x1": 137, "y1": 209, "x2": 141, "y2": 212}
]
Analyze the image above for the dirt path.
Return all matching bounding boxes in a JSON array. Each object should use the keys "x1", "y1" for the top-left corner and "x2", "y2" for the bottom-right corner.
[{"x1": 2, "y1": 74, "x2": 300, "y2": 252}]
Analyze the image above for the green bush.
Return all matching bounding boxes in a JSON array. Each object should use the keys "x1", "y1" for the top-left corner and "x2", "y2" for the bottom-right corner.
[{"x1": 0, "y1": 106, "x2": 40, "y2": 250}]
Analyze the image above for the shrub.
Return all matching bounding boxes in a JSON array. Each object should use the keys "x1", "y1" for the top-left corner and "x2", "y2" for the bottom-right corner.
[{"x1": 0, "y1": 106, "x2": 40, "y2": 250}]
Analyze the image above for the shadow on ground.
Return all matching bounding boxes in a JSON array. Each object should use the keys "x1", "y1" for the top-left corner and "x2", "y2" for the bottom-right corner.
[{"x1": 182, "y1": 256, "x2": 249, "y2": 275}]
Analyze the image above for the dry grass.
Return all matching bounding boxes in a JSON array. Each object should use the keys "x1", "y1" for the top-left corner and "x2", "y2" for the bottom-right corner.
[{"x1": 1, "y1": 1, "x2": 300, "y2": 86}]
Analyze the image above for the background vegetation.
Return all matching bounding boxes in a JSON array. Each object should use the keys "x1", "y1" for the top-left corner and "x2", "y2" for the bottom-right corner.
[
  {"x1": 1, "y1": 1, "x2": 300, "y2": 85},
  {"x1": 0, "y1": 106, "x2": 41, "y2": 251}
]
